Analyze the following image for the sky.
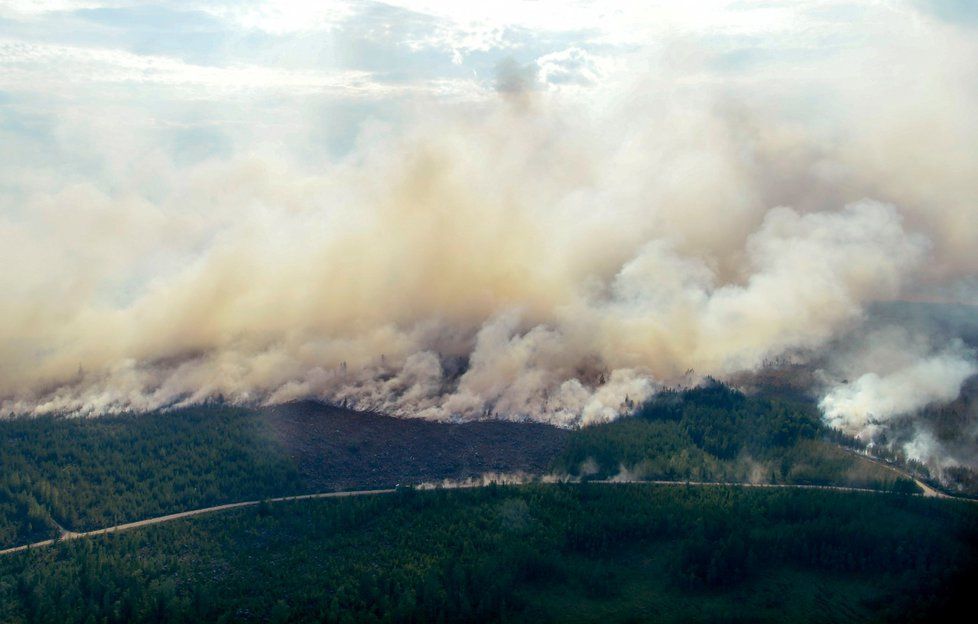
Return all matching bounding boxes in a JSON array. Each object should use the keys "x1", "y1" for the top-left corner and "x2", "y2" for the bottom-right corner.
[
  {"x1": 1, "y1": 1, "x2": 978, "y2": 468},
  {"x1": 2, "y1": 0, "x2": 971, "y2": 179}
]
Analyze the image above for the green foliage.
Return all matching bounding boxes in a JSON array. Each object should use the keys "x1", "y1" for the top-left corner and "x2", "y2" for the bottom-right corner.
[
  {"x1": 2, "y1": 386, "x2": 909, "y2": 551},
  {"x1": 0, "y1": 481, "x2": 55, "y2": 548},
  {"x1": 556, "y1": 384, "x2": 899, "y2": 488},
  {"x1": 1, "y1": 485, "x2": 975, "y2": 623},
  {"x1": 889, "y1": 477, "x2": 924, "y2": 495},
  {"x1": 633, "y1": 383, "x2": 820, "y2": 458},
  {"x1": 0, "y1": 387, "x2": 964, "y2": 622},
  {"x1": 0, "y1": 407, "x2": 302, "y2": 546}
]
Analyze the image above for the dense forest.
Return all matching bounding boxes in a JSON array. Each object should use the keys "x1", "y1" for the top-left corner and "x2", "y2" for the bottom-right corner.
[
  {"x1": 0, "y1": 407, "x2": 303, "y2": 548},
  {"x1": 1, "y1": 386, "x2": 972, "y2": 622},
  {"x1": 1, "y1": 385, "x2": 923, "y2": 550},
  {"x1": 554, "y1": 383, "x2": 912, "y2": 491},
  {"x1": 0, "y1": 403, "x2": 571, "y2": 550},
  {"x1": 1, "y1": 484, "x2": 975, "y2": 623}
]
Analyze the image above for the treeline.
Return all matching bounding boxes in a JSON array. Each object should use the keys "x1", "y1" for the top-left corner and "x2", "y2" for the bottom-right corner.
[
  {"x1": 1, "y1": 484, "x2": 975, "y2": 623},
  {"x1": 0, "y1": 407, "x2": 303, "y2": 547},
  {"x1": 2, "y1": 386, "x2": 919, "y2": 549},
  {"x1": 633, "y1": 381, "x2": 821, "y2": 457},
  {"x1": 555, "y1": 383, "x2": 910, "y2": 490}
]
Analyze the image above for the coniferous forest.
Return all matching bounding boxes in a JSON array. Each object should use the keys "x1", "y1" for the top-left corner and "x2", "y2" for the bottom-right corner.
[
  {"x1": 1, "y1": 387, "x2": 974, "y2": 622},
  {"x1": 1, "y1": 386, "x2": 916, "y2": 550},
  {"x1": 6, "y1": 3, "x2": 978, "y2": 621},
  {"x1": 1, "y1": 484, "x2": 975, "y2": 623}
]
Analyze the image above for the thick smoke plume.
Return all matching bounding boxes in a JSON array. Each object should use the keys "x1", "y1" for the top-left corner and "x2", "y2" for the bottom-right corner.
[{"x1": 2, "y1": 2, "x2": 978, "y2": 469}]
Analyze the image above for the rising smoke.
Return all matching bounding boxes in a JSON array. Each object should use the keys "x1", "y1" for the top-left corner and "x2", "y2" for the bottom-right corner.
[{"x1": 1, "y1": 3, "x2": 977, "y2": 470}]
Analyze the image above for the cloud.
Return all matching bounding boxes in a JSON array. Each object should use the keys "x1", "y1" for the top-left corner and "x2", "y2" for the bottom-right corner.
[
  {"x1": 536, "y1": 48, "x2": 603, "y2": 86},
  {"x1": 0, "y1": 39, "x2": 413, "y2": 96}
]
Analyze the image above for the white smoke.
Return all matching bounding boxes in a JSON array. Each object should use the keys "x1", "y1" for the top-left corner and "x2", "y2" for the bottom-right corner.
[
  {"x1": 820, "y1": 339, "x2": 977, "y2": 441},
  {"x1": 817, "y1": 321, "x2": 978, "y2": 466},
  {"x1": 0, "y1": 2, "x2": 977, "y2": 467},
  {"x1": 0, "y1": 176, "x2": 930, "y2": 424}
]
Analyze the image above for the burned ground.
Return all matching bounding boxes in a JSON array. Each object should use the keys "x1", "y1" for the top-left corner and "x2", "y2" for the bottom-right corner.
[{"x1": 260, "y1": 402, "x2": 571, "y2": 490}]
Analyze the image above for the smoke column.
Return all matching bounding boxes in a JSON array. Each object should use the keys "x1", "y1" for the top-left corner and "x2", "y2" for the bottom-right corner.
[{"x1": 1, "y1": 1, "x2": 977, "y2": 469}]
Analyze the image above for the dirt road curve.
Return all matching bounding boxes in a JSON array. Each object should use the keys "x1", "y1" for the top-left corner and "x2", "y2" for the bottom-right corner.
[{"x1": 839, "y1": 449, "x2": 948, "y2": 498}]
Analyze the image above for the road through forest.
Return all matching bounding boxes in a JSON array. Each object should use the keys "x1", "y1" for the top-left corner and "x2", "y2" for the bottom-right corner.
[{"x1": 1, "y1": 470, "x2": 962, "y2": 556}]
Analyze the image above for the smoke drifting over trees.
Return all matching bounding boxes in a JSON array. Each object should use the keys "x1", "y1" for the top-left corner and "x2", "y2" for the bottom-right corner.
[{"x1": 1, "y1": 2, "x2": 977, "y2": 471}]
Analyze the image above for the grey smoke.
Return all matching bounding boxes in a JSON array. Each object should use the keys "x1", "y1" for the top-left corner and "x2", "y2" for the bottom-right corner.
[{"x1": 1, "y1": 1, "x2": 977, "y2": 475}]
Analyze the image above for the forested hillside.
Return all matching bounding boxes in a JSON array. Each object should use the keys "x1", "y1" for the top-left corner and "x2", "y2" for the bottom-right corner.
[
  {"x1": 0, "y1": 404, "x2": 568, "y2": 549},
  {"x1": 2, "y1": 386, "x2": 927, "y2": 551},
  {"x1": 554, "y1": 383, "x2": 911, "y2": 490},
  {"x1": 0, "y1": 407, "x2": 302, "y2": 547},
  {"x1": 1, "y1": 484, "x2": 974, "y2": 623}
]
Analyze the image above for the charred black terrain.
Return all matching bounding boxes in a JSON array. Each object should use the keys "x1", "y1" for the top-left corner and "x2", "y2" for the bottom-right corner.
[
  {"x1": 2, "y1": 386, "x2": 933, "y2": 552},
  {"x1": 0, "y1": 402, "x2": 571, "y2": 549},
  {"x1": 260, "y1": 402, "x2": 570, "y2": 490},
  {"x1": 3, "y1": 388, "x2": 974, "y2": 623}
]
